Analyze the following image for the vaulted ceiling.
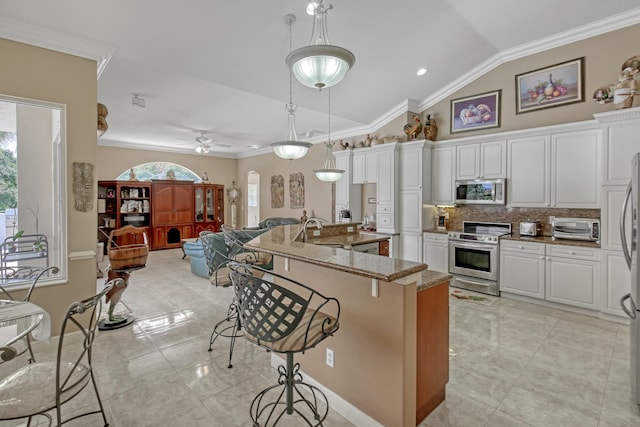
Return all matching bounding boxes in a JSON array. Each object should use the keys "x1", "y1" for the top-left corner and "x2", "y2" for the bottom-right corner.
[{"x1": 2, "y1": 1, "x2": 639, "y2": 157}]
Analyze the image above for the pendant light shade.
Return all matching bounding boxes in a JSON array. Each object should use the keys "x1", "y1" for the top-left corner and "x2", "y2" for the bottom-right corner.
[
  {"x1": 314, "y1": 88, "x2": 344, "y2": 182},
  {"x1": 271, "y1": 14, "x2": 313, "y2": 161},
  {"x1": 286, "y1": 0, "x2": 354, "y2": 90}
]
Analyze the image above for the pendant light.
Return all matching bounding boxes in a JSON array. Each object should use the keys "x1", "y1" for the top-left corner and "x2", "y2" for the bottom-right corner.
[
  {"x1": 271, "y1": 14, "x2": 312, "y2": 161},
  {"x1": 314, "y1": 88, "x2": 344, "y2": 182},
  {"x1": 287, "y1": 0, "x2": 355, "y2": 90}
]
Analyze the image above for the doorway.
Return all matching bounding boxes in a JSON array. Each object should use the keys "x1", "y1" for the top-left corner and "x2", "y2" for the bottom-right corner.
[{"x1": 247, "y1": 171, "x2": 260, "y2": 228}]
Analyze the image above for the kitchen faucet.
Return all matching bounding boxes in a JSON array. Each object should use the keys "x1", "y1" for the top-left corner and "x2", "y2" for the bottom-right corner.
[{"x1": 302, "y1": 217, "x2": 326, "y2": 242}]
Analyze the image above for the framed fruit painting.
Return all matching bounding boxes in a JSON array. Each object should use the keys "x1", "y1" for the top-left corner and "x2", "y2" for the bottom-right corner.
[
  {"x1": 450, "y1": 89, "x2": 501, "y2": 134},
  {"x1": 515, "y1": 57, "x2": 584, "y2": 114}
]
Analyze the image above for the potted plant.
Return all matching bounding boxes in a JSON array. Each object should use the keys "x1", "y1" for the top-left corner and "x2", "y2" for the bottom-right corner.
[{"x1": 6, "y1": 230, "x2": 24, "y2": 253}]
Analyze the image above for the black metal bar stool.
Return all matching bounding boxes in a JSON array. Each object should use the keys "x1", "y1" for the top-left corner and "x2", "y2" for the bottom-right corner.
[{"x1": 229, "y1": 262, "x2": 340, "y2": 426}]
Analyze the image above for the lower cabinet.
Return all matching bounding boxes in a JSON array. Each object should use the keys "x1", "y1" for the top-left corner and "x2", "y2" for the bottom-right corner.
[
  {"x1": 400, "y1": 232, "x2": 423, "y2": 262},
  {"x1": 500, "y1": 241, "x2": 545, "y2": 298},
  {"x1": 500, "y1": 241, "x2": 601, "y2": 310},
  {"x1": 423, "y1": 233, "x2": 448, "y2": 273},
  {"x1": 601, "y1": 250, "x2": 630, "y2": 317}
]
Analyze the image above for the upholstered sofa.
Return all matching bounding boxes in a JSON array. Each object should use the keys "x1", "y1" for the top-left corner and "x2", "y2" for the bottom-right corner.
[
  {"x1": 243, "y1": 217, "x2": 300, "y2": 231},
  {"x1": 183, "y1": 239, "x2": 208, "y2": 278}
]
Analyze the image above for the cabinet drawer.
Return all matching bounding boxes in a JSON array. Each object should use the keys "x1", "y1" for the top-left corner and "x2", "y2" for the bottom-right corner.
[
  {"x1": 546, "y1": 244, "x2": 600, "y2": 261},
  {"x1": 377, "y1": 205, "x2": 394, "y2": 214},
  {"x1": 377, "y1": 214, "x2": 394, "y2": 228},
  {"x1": 500, "y1": 240, "x2": 544, "y2": 255},
  {"x1": 423, "y1": 233, "x2": 448, "y2": 244}
]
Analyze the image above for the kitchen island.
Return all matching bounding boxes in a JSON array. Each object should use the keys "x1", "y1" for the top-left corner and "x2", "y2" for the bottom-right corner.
[{"x1": 245, "y1": 224, "x2": 450, "y2": 426}]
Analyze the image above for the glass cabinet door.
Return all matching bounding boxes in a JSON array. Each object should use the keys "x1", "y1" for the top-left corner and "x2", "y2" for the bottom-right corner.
[
  {"x1": 195, "y1": 187, "x2": 204, "y2": 222},
  {"x1": 206, "y1": 188, "x2": 214, "y2": 221}
]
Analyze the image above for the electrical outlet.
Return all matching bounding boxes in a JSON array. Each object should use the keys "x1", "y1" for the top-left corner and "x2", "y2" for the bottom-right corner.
[
  {"x1": 313, "y1": 229, "x2": 321, "y2": 236},
  {"x1": 549, "y1": 216, "x2": 555, "y2": 224},
  {"x1": 326, "y1": 348, "x2": 334, "y2": 368},
  {"x1": 347, "y1": 226, "x2": 354, "y2": 232}
]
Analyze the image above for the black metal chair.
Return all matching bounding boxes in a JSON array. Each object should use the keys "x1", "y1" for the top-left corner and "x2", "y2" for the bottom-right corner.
[
  {"x1": 229, "y1": 262, "x2": 340, "y2": 426},
  {"x1": 0, "y1": 278, "x2": 117, "y2": 427},
  {"x1": 202, "y1": 227, "x2": 273, "y2": 368},
  {"x1": 0, "y1": 266, "x2": 60, "y2": 363}
]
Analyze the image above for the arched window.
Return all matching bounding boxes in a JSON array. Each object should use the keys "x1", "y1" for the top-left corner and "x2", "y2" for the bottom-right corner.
[{"x1": 116, "y1": 162, "x2": 201, "y2": 181}]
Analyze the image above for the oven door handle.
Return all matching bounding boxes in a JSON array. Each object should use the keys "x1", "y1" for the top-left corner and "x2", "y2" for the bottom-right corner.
[
  {"x1": 450, "y1": 241, "x2": 496, "y2": 251},
  {"x1": 454, "y1": 276, "x2": 492, "y2": 288}
]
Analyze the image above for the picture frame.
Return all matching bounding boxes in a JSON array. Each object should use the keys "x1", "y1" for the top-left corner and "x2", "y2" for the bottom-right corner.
[
  {"x1": 515, "y1": 57, "x2": 584, "y2": 114},
  {"x1": 450, "y1": 89, "x2": 501, "y2": 134}
]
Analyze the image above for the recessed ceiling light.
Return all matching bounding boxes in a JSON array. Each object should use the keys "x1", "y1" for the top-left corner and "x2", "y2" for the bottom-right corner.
[{"x1": 417, "y1": 68, "x2": 427, "y2": 76}]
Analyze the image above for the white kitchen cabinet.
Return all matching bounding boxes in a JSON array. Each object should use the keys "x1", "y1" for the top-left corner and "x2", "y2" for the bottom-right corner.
[
  {"x1": 601, "y1": 186, "x2": 631, "y2": 251},
  {"x1": 423, "y1": 233, "x2": 448, "y2": 273},
  {"x1": 376, "y1": 144, "x2": 398, "y2": 234},
  {"x1": 400, "y1": 231, "x2": 422, "y2": 262},
  {"x1": 507, "y1": 135, "x2": 551, "y2": 207},
  {"x1": 507, "y1": 129, "x2": 600, "y2": 208},
  {"x1": 545, "y1": 244, "x2": 600, "y2": 310},
  {"x1": 352, "y1": 149, "x2": 378, "y2": 184},
  {"x1": 432, "y1": 146, "x2": 456, "y2": 205},
  {"x1": 334, "y1": 150, "x2": 361, "y2": 223},
  {"x1": 456, "y1": 140, "x2": 506, "y2": 180},
  {"x1": 601, "y1": 250, "x2": 631, "y2": 317},
  {"x1": 551, "y1": 129, "x2": 600, "y2": 208},
  {"x1": 499, "y1": 240, "x2": 546, "y2": 299},
  {"x1": 594, "y1": 108, "x2": 640, "y2": 185}
]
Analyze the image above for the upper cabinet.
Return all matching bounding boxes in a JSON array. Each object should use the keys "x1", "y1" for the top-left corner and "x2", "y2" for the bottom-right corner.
[
  {"x1": 352, "y1": 148, "x2": 378, "y2": 184},
  {"x1": 456, "y1": 140, "x2": 506, "y2": 180},
  {"x1": 432, "y1": 146, "x2": 456, "y2": 206},
  {"x1": 376, "y1": 144, "x2": 399, "y2": 234},
  {"x1": 334, "y1": 150, "x2": 362, "y2": 223},
  {"x1": 507, "y1": 128, "x2": 600, "y2": 208},
  {"x1": 594, "y1": 108, "x2": 640, "y2": 185}
]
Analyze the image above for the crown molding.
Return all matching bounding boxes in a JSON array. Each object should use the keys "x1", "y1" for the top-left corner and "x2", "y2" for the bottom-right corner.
[
  {"x1": 593, "y1": 106, "x2": 640, "y2": 123},
  {"x1": 0, "y1": 17, "x2": 116, "y2": 78},
  {"x1": 98, "y1": 139, "x2": 237, "y2": 159}
]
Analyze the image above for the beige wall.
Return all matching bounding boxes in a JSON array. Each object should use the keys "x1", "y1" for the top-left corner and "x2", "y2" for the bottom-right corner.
[
  {"x1": 0, "y1": 38, "x2": 97, "y2": 330},
  {"x1": 421, "y1": 23, "x2": 640, "y2": 141},
  {"x1": 236, "y1": 143, "x2": 333, "y2": 228}
]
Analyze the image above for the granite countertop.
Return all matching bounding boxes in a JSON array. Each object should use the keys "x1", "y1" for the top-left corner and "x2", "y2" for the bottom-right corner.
[
  {"x1": 423, "y1": 228, "x2": 449, "y2": 235},
  {"x1": 501, "y1": 234, "x2": 601, "y2": 248},
  {"x1": 244, "y1": 224, "x2": 427, "y2": 283},
  {"x1": 417, "y1": 270, "x2": 452, "y2": 292}
]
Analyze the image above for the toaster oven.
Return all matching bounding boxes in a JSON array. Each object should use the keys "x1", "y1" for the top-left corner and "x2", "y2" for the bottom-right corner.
[{"x1": 551, "y1": 218, "x2": 600, "y2": 242}]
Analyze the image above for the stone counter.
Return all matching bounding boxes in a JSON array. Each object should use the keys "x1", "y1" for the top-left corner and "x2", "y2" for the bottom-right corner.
[
  {"x1": 418, "y1": 270, "x2": 452, "y2": 292},
  {"x1": 501, "y1": 234, "x2": 600, "y2": 248},
  {"x1": 244, "y1": 224, "x2": 427, "y2": 282}
]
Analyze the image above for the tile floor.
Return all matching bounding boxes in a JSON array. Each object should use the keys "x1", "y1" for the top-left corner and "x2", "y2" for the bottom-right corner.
[{"x1": 2, "y1": 248, "x2": 640, "y2": 426}]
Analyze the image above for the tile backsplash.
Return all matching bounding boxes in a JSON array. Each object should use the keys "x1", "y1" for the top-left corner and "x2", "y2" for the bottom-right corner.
[{"x1": 441, "y1": 206, "x2": 600, "y2": 236}]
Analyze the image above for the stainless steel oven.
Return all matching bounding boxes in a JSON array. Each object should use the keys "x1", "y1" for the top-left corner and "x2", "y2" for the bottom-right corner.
[{"x1": 448, "y1": 222, "x2": 511, "y2": 296}]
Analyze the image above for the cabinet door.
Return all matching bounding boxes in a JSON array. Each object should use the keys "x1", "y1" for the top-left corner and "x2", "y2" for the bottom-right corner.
[
  {"x1": 400, "y1": 146, "x2": 424, "y2": 189},
  {"x1": 602, "y1": 187, "x2": 631, "y2": 251},
  {"x1": 601, "y1": 251, "x2": 631, "y2": 317},
  {"x1": 500, "y1": 251, "x2": 545, "y2": 298},
  {"x1": 173, "y1": 184, "x2": 194, "y2": 224},
  {"x1": 352, "y1": 152, "x2": 366, "y2": 184},
  {"x1": 481, "y1": 141, "x2": 507, "y2": 179},
  {"x1": 152, "y1": 184, "x2": 174, "y2": 225},
  {"x1": 507, "y1": 135, "x2": 550, "y2": 207},
  {"x1": 194, "y1": 187, "x2": 204, "y2": 223},
  {"x1": 551, "y1": 130, "x2": 600, "y2": 208},
  {"x1": 400, "y1": 190, "x2": 421, "y2": 232},
  {"x1": 205, "y1": 188, "x2": 214, "y2": 222},
  {"x1": 546, "y1": 256, "x2": 600, "y2": 310},
  {"x1": 377, "y1": 148, "x2": 395, "y2": 207},
  {"x1": 456, "y1": 144, "x2": 480, "y2": 180},
  {"x1": 400, "y1": 232, "x2": 422, "y2": 262},
  {"x1": 604, "y1": 120, "x2": 640, "y2": 185},
  {"x1": 423, "y1": 233, "x2": 448, "y2": 272},
  {"x1": 432, "y1": 147, "x2": 455, "y2": 205},
  {"x1": 365, "y1": 152, "x2": 378, "y2": 183}
]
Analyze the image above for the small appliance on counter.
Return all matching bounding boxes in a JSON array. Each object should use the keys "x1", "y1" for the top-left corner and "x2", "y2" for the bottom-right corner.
[
  {"x1": 551, "y1": 217, "x2": 600, "y2": 242},
  {"x1": 339, "y1": 208, "x2": 352, "y2": 224},
  {"x1": 519, "y1": 220, "x2": 540, "y2": 236}
]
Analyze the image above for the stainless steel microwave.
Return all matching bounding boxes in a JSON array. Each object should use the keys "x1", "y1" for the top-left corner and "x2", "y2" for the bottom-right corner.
[{"x1": 455, "y1": 179, "x2": 506, "y2": 205}]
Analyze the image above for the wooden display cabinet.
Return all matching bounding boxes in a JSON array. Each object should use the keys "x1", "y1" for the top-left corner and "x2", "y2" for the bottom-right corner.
[
  {"x1": 194, "y1": 183, "x2": 224, "y2": 235},
  {"x1": 98, "y1": 180, "x2": 152, "y2": 250},
  {"x1": 151, "y1": 180, "x2": 194, "y2": 249}
]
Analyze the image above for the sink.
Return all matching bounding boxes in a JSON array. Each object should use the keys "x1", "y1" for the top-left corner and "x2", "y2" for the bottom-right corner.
[{"x1": 313, "y1": 243, "x2": 344, "y2": 249}]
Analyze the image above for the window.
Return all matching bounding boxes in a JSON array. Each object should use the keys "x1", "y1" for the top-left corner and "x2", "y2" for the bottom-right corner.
[
  {"x1": 0, "y1": 95, "x2": 66, "y2": 284},
  {"x1": 116, "y1": 162, "x2": 200, "y2": 181},
  {"x1": 247, "y1": 184, "x2": 258, "y2": 208}
]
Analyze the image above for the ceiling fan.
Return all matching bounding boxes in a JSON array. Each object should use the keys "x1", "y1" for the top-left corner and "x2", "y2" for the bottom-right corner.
[{"x1": 194, "y1": 131, "x2": 211, "y2": 154}]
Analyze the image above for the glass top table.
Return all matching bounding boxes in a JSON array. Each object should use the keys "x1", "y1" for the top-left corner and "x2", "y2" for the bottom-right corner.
[{"x1": 0, "y1": 300, "x2": 48, "y2": 362}]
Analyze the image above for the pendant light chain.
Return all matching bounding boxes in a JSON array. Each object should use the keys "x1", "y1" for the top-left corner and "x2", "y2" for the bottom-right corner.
[
  {"x1": 287, "y1": 18, "x2": 295, "y2": 112},
  {"x1": 327, "y1": 87, "x2": 331, "y2": 146}
]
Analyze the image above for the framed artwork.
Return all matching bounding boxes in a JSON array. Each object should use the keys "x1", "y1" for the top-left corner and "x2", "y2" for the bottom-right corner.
[
  {"x1": 515, "y1": 57, "x2": 585, "y2": 114},
  {"x1": 289, "y1": 172, "x2": 305, "y2": 209},
  {"x1": 450, "y1": 89, "x2": 501, "y2": 134},
  {"x1": 270, "y1": 175, "x2": 284, "y2": 209}
]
